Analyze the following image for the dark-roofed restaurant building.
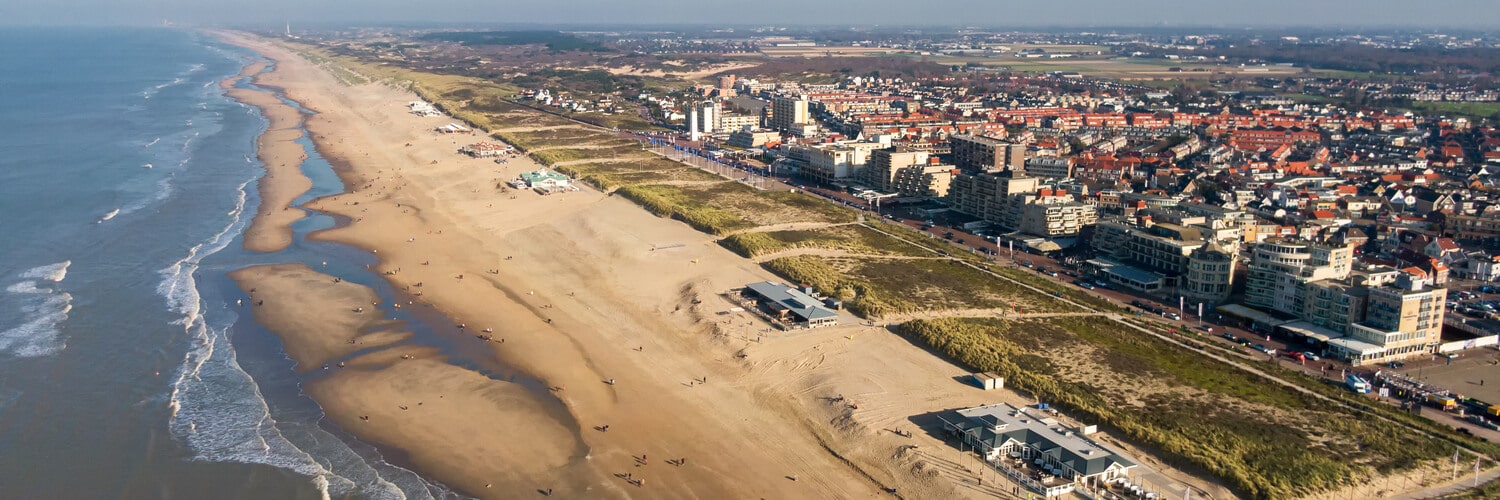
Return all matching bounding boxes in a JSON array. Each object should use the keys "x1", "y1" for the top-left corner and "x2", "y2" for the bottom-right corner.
[
  {"x1": 938, "y1": 403, "x2": 1137, "y2": 497},
  {"x1": 742, "y1": 282, "x2": 839, "y2": 328}
]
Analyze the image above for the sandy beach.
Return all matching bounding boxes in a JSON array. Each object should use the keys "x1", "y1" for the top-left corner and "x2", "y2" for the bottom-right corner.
[
  {"x1": 221, "y1": 60, "x2": 312, "y2": 253},
  {"x1": 215, "y1": 31, "x2": 1230, "y2": 500},
  {"x1": 228, "y1": 263, "x2": 410, "y2": 372}
]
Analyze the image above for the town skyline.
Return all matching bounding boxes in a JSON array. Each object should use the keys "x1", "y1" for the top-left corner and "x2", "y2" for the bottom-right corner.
[{"x1": 4, "y1": 0, "x2": 1500, "y2": 29}]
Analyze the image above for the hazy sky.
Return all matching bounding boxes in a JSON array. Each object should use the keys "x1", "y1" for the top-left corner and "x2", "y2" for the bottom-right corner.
[{"x1": 3, "y1": 0, "x2": 1499, "y2": 28}]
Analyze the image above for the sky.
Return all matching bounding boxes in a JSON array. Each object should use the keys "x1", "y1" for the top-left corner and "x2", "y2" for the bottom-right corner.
[{"x1": 2, "y1": 0, "x2": 1499, "y2": 29}]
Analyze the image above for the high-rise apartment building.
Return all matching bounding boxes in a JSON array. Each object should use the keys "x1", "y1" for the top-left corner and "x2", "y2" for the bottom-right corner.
[
  {"x1": 950, "y1": 134, "x2": 1026, "y2": 173},
  {"x1": 770, "y1": 96, "x2": 810, "y2": 133},
  {"x1": 865, "y1": 149, "x2": 954, "y2": 198}
]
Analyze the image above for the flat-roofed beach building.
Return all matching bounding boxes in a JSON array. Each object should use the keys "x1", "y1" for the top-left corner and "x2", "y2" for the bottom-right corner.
[
  {"x1": 938, "y1": 403, "x2": 1138, "y2": 498},
  {"x1": 742, "y1": 282, "x2": 839, "y2": 328}
]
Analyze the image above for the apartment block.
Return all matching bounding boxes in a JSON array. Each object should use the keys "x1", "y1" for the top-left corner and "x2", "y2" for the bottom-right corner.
[
  {"x1": 1025, "y1": 156, "x2": 1074, "y2": 179},
  {"x1": 1240, "y1": 239, "x2": 1444, "y2": 365},
  {"x1": 950, "y1": 134, "x2": 1027, "y2": 173},
  {"x1": 770, "y1": 96, "x2": 810, "y2": 133}
]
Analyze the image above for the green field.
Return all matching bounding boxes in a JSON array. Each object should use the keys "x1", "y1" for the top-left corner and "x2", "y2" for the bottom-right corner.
[{"x1": 1406, "y1": 101, "x2": 1500, "y2": 119}]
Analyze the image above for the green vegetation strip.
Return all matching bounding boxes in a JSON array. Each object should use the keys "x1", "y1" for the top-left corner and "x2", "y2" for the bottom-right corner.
[
  {"x1": 614, "y1": 184, "x2": 757, "y2": 235},
  {"x1": 528, "y1": 144, "x2": 652, "y2": 166},
  {"x1": 763, "y1": 255, "x2": 1075, "y2": 318},
  {"x1": 898, "y1": 316, "x2": 1469, "y2": 499},
  {"x1": 719, "y1": 225, "x2": 933, "y2": 259}
]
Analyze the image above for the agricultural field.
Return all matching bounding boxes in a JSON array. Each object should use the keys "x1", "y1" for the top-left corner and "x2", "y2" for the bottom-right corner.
[
  {"x1": 759, "y1": 46, "x2": 916, "y2": 58},
  {"x1": 1405, "y1": 101, "x2": 1500, "y2": 120},
  {"x1": 763, "y1": 255, "x2": 1077, "y2": 318},
  {"x1": 898, "y1": 316, "x2": 1494, "y2": 499}
]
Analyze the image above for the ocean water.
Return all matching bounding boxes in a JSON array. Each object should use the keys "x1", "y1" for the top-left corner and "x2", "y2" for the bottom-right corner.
[{"x1": 0, "y1": 27, "x2": 454, "y2": 499}]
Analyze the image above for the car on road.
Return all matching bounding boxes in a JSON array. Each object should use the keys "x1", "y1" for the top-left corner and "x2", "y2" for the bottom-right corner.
[
  {"x1": 1302, "y1": 351, "x2": 1320, "y2": 361},
  {"x1": 1221, "y1": 332, "x2": 1237, "y2": 341},
  {"x1": 1021, "y1": 261, "x2": 1034, "y2": 268},
  {"x1": 1045, "y1": 270, "x2": 1059, "y2": 277},
  {"x1": 1076, "y1": 281, "x2": 1095, "y2": 289},
  {"x1": 1252, "y1": 344, "x2": 1276, "y2": 355},
  {"x1": 1388, "y1": 361, "x2": 1406, "y2": 369},
  {"x1": 1282, "y1": 351, "x2": 1306, "y2": 362},
  {"x1": 1164, "y1": 312, "x2": 1181, "y2": 320}
]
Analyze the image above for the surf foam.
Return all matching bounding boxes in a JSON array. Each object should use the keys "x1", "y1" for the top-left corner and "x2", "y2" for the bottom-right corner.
[
  {"x1": 0, "y1": 262, "x2": 74, "y2": 358},
  {"x1": 159, "y1": 178, "x2": 412, "y2": 499}
]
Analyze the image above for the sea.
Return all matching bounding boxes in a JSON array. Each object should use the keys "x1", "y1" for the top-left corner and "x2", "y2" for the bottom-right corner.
[{"x1": 0, "y1": 27, "x2": 455, "y2": 499}]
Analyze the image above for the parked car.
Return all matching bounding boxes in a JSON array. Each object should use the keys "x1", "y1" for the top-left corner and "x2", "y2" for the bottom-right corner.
[
  {"x1": 1388, "y1": 361, "x2": 1406, "y2": 369},
  {"x1": 1164, "y1": 312, "x2": 1181, "y2": 320},
  {"x1": 1045, "y1": 270, "x2": 1059, "y2": 277},
  {"x1": 1283, "y1": 351, "x2": 1306, "y2": 362},
  {"x1": 1076, "y1": 281, "x2": 1095, "y2": 290},
  {"x1": 1302, "y1": 351, "x2": 1320, "y2": 361},
  {"x1": 1221, "y1": 332, "x2": 1237, "y2": 341}
]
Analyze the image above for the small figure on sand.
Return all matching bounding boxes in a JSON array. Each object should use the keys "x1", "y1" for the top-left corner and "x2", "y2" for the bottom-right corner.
[{"x1": 606, "y1": 378, "x2": 615, "y2": 385}]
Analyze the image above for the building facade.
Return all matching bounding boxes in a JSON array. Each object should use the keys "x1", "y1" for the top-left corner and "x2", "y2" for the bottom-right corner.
[
  {"x1": 950, "y1": 134, "x2": 1026, "y2": 173},
  {"x1": 771, "y1": 96, "x2": 810, "y2": 133}
]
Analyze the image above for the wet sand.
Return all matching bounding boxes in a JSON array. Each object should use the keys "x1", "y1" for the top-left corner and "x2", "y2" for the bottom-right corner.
[
  {"x1": 228, "y1": 264, "x2": 585, "y2": 494},
  {"x1": 228, "y1": 263, "x2": 409, "y2": 372},
  {"x1": 221, "y1": 60, "x2": 312, "y2": 253}
]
